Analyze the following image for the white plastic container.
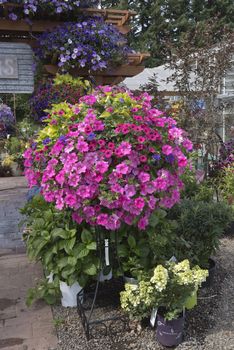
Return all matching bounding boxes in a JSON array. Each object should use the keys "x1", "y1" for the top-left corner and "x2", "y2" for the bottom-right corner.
[{"x1": 59, "y1": 281, "x2": 83, "y2": 307}]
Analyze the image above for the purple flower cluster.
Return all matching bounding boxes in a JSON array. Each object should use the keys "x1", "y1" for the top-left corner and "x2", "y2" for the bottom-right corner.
[
  {"x1": 35, "y1": 18, "x2": 130, "y2": 72},
  {"x1": 0, "y1": 104, "x2": 15, "y2": 138},
  {"x1": 0, "y1": 0, "x2": 99, "y2": 20},
  {"x1": 209, "y1": 138, "x2": 234, "y2": 177}
]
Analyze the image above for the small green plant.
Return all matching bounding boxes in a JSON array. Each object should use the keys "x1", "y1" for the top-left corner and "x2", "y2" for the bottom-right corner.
[
  {"x1": 21, "y1": 195, "x2": 99, "y2": 304},
  {"x1": 53, "y1": 317, "x2": 65, "y2": 327},
  {"x1": 117, "y1": 210, "x2": 175, "y2": 280},
  {"x1": 168, "y1": 199, "x2": 233, "y2": 267},
  {"x1": 120, "y1": 259, "x2": 208, "y2": 321},
  {"x1": 219, "y1": 165, "x2": 234, "y2": 209},
  {"x1": 26, "y1": 278, "x2": 60, "y2": 306}
]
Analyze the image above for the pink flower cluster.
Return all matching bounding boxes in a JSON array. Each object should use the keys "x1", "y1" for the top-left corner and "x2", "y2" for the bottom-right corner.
[{"x1": 24, "y1": 87, "x2": 193, "y2": 231}]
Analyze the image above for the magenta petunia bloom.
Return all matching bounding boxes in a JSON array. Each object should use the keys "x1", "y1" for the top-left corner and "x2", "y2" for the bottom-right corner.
[{"x1": 24, "y1": 86, "x2": 192, "y2": 231}]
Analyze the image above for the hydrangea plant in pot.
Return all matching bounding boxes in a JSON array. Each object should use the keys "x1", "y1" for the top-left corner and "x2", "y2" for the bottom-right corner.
[{"x1": 120, "y1": 260, "x2": 208, "y2": 347}]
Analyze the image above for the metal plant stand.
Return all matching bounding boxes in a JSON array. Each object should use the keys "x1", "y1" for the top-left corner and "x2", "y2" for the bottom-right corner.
[{"x1": 77, "y1": 229, "x2": 129, "y2": 340}]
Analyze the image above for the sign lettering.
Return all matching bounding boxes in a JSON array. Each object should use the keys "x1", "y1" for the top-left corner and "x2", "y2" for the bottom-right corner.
[{"x1": 0, "y1": 56, "x2": 18, "y2": 79}]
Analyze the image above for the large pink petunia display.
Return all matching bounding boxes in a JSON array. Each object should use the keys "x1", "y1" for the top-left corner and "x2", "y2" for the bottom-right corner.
[{"x1": 24, "y1": 86, "x2": 193, "y2": 231}]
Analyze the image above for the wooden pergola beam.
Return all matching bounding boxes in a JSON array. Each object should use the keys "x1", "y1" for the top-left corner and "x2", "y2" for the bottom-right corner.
[
  {"x1": 0, "y1": 6, "x2": 136, "y2": 33},
  {"x1": 44, "y1": 64, "x2": 145, "y2": 78}
]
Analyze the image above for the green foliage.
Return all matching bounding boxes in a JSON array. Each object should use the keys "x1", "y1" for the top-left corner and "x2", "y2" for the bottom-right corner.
[
  {"x1": 218, "y1": 165, "x2": 234, "y2": 210},
  {"x1": 22, "y1": 195, "x2": 99, "y2": 304},
  {"x1": 103, "y1": 0, "x2": 234, "y2": 66},
  {"x1": 3, "y1": 119, "x2": 38, "y2": 169},
  {"x1": 26, "y1": 278, "x2": 60, "y2": 306},
  {"x1": 117, "y1": 209, "x2": 180, "y2": 279},
  {"x1": 120, "y1": 259, "x2": 208, "y2": 321},
  {"x1": 168, "y1": 199, "x2": 234, "y2": 267},
  {"x1": 180, "y1": 167, "x2": 214, "y2": 202}
]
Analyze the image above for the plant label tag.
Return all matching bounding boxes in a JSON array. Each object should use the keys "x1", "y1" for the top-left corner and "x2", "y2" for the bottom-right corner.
[
  {"x1": 150, "y1": 308, "x2": 158, "y2": 327},
  {"x1": 169, "y1": 255, "x2": 177, "y2": 262},
  {"x1": 104, "y1": 239, "x2": 110, "y2": 266}
]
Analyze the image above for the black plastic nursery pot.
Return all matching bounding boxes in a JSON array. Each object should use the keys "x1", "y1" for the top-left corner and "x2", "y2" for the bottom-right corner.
[
  {"x1": 224, "y1": 221, "x2": 234, "y2": 236},
  {"x1": 156, "y1": 312, "x2": 185, "y2": 347},
  {"x1": 201, "y1": 258, "x2": 216, "y2": 289}
]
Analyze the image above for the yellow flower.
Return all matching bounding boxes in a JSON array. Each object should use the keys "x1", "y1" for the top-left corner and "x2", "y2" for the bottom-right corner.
[{"x1": 2, "y1": 155, "x2": 14, "y2": 166}]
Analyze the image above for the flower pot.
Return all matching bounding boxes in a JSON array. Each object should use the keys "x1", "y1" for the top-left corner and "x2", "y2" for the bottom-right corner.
[
  {"x1": 224, "y1": 221, "x2": 234, "y2": 236},
  {"x1": 98, "y1": 268, "x2": 113, "y2": 282},
  {"x1": 201, "y1": 258, "x2": 216, "y2": 288},
  {"x1": 156, "y1": 313, "x2": 185, "y2": 347},
  {"x1": 59, "y1": 281, "x2": 83, "y2": 307},
  {"x1": 123, "y1": 274, "x2": 138, "y2": 285}
]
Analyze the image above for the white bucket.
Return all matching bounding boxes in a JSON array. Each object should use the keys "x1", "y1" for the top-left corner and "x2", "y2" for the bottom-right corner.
[{"x1": 59, "y1": 281, "x2": 83, "y2": 307}]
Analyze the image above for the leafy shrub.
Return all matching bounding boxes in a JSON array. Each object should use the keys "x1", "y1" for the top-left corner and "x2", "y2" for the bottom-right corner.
[
  {"x1": 168, "y1": 199, "x2": 234, "y2": 267},
  {"x1": 21, "y1": 195, "x2": 99, "y2": 297}
]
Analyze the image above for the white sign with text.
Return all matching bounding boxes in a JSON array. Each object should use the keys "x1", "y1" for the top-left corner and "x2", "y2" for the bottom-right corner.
[{"x1": 0, "y1": 55, "x2": 18, "y2": 79}]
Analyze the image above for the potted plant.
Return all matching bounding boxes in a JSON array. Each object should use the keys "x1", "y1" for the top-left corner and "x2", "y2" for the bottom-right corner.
[
  {"x1": 120, "y1": 260, "x2": 208, "y2": 347},
  {"x1": 21, "y1": 195, "x2": 99, "y2": 307},
  {"x1": 35, "y1": 18, "x2": 130, "y2": 73},
  {"x1": 168, "y1": 199, "x2": 233, "y2": 286}
]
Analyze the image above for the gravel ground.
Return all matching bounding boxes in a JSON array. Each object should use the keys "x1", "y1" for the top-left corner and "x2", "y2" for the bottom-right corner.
[{"x1": 53, "y1": 237, "x2": 234, "y2": 350}]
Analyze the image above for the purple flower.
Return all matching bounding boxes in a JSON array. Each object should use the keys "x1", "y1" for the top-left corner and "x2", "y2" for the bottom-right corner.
[
  {"x1": 165, "y1": 154, "x2": 175, "y2": 164},
  {"x1": 152, "y1": 154, "x2": 161, "y2": 162},
  {"x1": 87, "y1": 133, "x2": 96, "y2": 141},
  {"x1": 42, "y1": 138, "x2": 51, "y2": 145}
]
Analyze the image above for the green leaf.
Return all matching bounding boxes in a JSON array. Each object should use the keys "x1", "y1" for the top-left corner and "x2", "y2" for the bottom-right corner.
[
  {"x1": 57, "y1": 257, "x2": 68, "y2": 269},
  {"x1": 31, "y1": 238, "x2": 48, "y2": 258},
  {"x1": 69, "y1": 229, "x2": 77, "y2": 238},
  {"x1": 43, "y1": 250, "x2": 54, "y2": 266},
  {"x1": 74, "y1": 243, "x2": 90, "y2": 259},
  {"x1": 86, "y1": 242, "x2": 97, "y2": 251},
  {"x1": 44, "y1": 210, "x2": 53, "y2": 222},
  {"x1": 137, "y1": 244, "x2": 150, "y2": 257},
  {"x1": 83, "y1": 263, "x2": 97, "y2": 276},
  {"x1": 51, "y1": 228, "x2": 68, "y2": 239},
  {"x1": 61, "y1": 267, "x2": 75, "y2": 280},
  {"x1": 117, "y1": 244, "x2": 129, "y2": 257},
  {"x1": 149, "y1": 213, "x2": 159, "y2": 227},
  {"x1": 128, "y1": 235, "x2": 136, "y2": 249},
  {"x1": 33, "y1": 218, "x2": 45, "y2": 230},
  {"x1": 68, "y1": 256, "x2": 77, "y2": 266},
  {"x1": 64, "y1": 237, "x2": 76, "y2": 254},
  {"x1": 78, "y1": 274, "x2": 88, "y2": 288},
  {"x1": 81, "y1": 229, "x2": 93, "y2": 243}
]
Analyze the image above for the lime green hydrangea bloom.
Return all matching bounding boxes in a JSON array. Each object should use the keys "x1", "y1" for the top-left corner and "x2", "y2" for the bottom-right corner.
[{"x1": 150, "y1": 265, "x2": 168, "y2": 291}]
